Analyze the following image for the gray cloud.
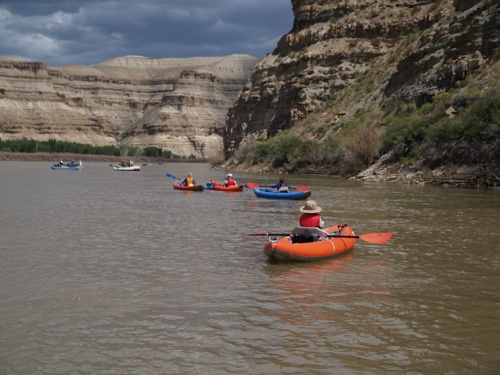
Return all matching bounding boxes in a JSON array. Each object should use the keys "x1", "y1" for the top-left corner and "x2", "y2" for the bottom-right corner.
[{"x1": 0, "y1": 0, "x2": 293, "y2": 66}]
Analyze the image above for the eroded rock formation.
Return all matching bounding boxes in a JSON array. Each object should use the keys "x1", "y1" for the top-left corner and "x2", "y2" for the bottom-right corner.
[
  {"x1": 0, "y1": 54, "x2": 259, "y2": 158},
  {"x1": 224, "y1": 0, "x2": 499, "y2": 158}
]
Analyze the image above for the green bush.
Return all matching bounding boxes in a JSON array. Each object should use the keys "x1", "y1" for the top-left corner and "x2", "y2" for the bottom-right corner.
[
  {"x1": 143, "y1": 147, "x2": 163, "y2": 157},
  {"x1": 341, "y1": 122, "x2": 383, "y2": 167},
  {"x1": 460, "y1": 89, "x2": 500, "y2": 139},
  {"x1": 428, "y1": 89, "x2": 500, "y2": 143},
  {"x1": 383, "y1": 101, "x2": 443, "y2": 151}
]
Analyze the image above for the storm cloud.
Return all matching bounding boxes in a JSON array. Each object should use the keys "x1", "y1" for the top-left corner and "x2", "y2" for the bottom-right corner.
[{"x1": 0, "y1": 0, "x2": 293, "y2": 66}]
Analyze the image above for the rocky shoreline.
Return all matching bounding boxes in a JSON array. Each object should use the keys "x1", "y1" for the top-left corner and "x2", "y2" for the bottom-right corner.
[
  {"x1": 221, "y1": 159, "x2": 500, "y2": 190},
  {"x1": 349, "y1": 161, "x2": 500, "y2": 189}
]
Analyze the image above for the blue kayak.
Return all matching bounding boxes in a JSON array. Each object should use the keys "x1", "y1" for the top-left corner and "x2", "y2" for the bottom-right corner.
[
  {"x1": 51, "y1": 164, "x2": 83, "y2": 170},
  {"x1": 253, "y1": 188, "x2": 311, "y2": 200}
]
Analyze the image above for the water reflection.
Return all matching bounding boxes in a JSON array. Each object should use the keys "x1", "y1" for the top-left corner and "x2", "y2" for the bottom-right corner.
[{"x1": 263, "y1": 253, "x2": 356, "y2": 324}]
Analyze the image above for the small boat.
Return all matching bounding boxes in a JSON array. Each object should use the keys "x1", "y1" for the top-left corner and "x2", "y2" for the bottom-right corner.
[
  {"x1": 263, "y1": 225, "x2": 356, "y2": 261},
  {"x1": 51, "y1": 163, "x2": 83, "y2": 170},
  {"x1": 113, "y1": 165, "x2": 141, "y2": 171},
  {"x1": 253, "y1": 187, "x2": 311, "y2": 200},
  {"x1": 208, "y1": 184, "x2": 244, "y2": 192},
  {"x1": 173, "y1": 181, "x2": 204, "y2": 192}
]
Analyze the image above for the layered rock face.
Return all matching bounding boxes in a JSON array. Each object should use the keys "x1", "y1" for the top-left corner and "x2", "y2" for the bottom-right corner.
[
  {"x1": 0, "y1": 54, "x2": 259, "y2": 158},
  {"x1": 224, "y1": 0, "x2": 499, "y2": 156}
]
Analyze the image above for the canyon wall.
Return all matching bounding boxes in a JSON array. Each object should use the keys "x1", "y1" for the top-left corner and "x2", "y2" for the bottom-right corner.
[
  {"x1": 0, "y1": 54, "x2": 259, "y2": 158},
  {"x1": 224, "y1": 0, "x2": 499, "y2": 157}
]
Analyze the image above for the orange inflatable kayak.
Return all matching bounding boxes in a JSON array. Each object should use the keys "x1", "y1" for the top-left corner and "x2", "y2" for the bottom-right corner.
[{"x1": 263, "y1": 224, "x2": 356, "y2": 261}]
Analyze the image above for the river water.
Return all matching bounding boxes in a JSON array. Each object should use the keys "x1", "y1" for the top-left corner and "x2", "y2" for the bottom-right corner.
[{"x1": 1, "y1": 161, "x2": 498, "y2": 374}]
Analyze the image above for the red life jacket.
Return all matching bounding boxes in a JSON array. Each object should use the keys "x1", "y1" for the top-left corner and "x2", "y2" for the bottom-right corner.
[
  {"x1": 226, "y1": 177, "x2": 236, "y2": 186},
  {"x1": 299, "y1": 213, "x2": 321, "y2": 227}
]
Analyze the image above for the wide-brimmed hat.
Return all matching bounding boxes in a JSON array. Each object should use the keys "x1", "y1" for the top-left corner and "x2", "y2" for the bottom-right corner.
[
  {"x1": 300, "y1": 200, "x2": 322, "y2": 214},
  {"x1": 226, "y1": 173, "x2": 233, "y2": 177}
]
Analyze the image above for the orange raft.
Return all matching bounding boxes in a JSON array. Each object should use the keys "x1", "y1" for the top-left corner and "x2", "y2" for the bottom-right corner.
[{"x1": 263, "y1": 224, "x2": 356, "y2": 261}]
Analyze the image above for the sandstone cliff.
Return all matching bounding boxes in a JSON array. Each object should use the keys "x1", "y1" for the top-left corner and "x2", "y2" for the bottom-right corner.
[
  {"x1": 224, "y1": 0, "x2": 499, "y2": 187},
  {"x1": 0, "y1": 54, "x2": 259, "y2": 158}
]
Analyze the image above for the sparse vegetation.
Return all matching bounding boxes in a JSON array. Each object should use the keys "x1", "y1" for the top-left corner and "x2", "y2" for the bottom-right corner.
[
  {"x1": 341, "y1": 120, "x2": 384, "y2": 168},
  {"x1": 0, "y1": 138, "x2": 189, "y2": 159},
  {"x1": 382, "y1": 86, "x2": 499, "y2": 166},
  {"x1": 235, "y1": 65, "x2": 499, "y2": 180},
  {"x1": 142, "y1": 146, "x2": 164, "y2": 158}
]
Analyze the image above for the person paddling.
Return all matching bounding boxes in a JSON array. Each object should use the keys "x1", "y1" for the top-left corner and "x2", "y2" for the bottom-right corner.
[
  {"x1": 182, "y1": 172, "x2": 196, "y2": 186},
  {"x1": 289, "y1": 200, "x2": 328, "y2": 243},
  {"x1": 223, "y1": 173, "x2": 237, "y2": 187},
  {"x1": 299, "y1": 200, "x2": 325, "y2": 229},
  {"x1": 270, "y1": 178, "x2": 290, "y2": 192}
]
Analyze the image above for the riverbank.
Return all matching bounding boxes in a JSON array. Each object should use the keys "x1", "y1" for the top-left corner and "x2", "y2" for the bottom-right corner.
[
  {"x1": 4, "y1": 152, "x2": 498, "y2": 189},
  {"x1": 349, "y1": 160, "x2": 500, "y2": 189},
  {"x1": 219, "y1": 158, "x2": 500, "y2": 190},
  {"x1": 0, "y1": 152, "x2": 209, "y2": 164}
]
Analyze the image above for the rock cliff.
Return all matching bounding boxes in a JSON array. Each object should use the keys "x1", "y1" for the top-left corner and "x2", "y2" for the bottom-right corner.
[
  {"x1": 223, "y1": 0, "x2": 499, "y2": 187},
  {"x1": 0, "y1": 54, "x2": 259, "y2": 158}
]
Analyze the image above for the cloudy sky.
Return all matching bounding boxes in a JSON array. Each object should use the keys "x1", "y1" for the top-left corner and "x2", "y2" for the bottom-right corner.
[{"x1": 0, "y1": 0, "x2": 293, "y2": 67}]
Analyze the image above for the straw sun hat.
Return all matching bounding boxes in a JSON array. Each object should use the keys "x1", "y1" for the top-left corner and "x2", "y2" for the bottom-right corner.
[{"x1": 299, "y1": 200, "x2": 322, "y2": 214}]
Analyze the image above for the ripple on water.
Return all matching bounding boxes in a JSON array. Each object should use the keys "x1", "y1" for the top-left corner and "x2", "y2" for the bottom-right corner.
[{"x1": 1, "y1": 162, "x2": 499, "y2": 374}]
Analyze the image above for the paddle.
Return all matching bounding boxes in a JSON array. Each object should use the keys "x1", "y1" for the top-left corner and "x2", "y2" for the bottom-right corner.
[
  {"x1": 245, "y1": 182, "x2": 310, "y2": 191},
  {"x1": 244, "y1": 232, "x2": 392, "y2": 244},
  {"x1": 166, "y1": 173, "x2": 178, "y2": 179}
]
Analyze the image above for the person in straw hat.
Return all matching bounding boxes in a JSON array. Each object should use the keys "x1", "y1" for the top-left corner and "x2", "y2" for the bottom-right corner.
[{"x1": 299, "y1": 200, "x2": 325, "y2": 229}]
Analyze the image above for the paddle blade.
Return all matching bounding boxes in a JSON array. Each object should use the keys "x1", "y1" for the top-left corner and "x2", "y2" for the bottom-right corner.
[
  {"x1": 358, "y1": 232, "x2": 392, "y2": 244},
  {"x1": 295, "y1": 186, "x2": 310, "y2": 191},
  {"x1": 245, "y1": 183, "x2": 259, "y2": 188},
  {"x1": 166, "y1": 173, "x2": 177, "y2": 179}
]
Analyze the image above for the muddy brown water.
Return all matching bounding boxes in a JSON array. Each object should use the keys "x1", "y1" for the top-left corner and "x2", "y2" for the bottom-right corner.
[{"x1": 1, "y1": 161, "x2": 498, "y2": 374}]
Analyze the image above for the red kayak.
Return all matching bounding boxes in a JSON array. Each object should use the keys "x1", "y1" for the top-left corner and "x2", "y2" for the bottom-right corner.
[
  {"x1": 209, "y1": 185, "x2": 244, "y2": 192},
  {"x1": 206, "y1": 181, "x2": 244, "y2": 192},
  {"x1": 173, "y1": 181, "x2": 204, "y2": 191}
]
